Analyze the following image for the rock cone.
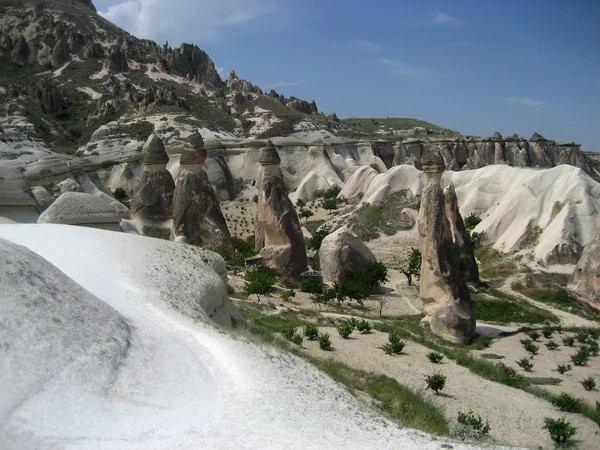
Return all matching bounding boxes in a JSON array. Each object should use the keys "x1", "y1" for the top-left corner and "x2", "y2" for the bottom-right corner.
[{"x1": 419, "y1": 150, "x2": 475, "y2": 343}]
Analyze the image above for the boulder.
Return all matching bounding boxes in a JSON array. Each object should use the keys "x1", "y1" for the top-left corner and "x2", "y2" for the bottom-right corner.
[
  {"x1": 255, "y1": 141, "x2": 308, "y2": 286},
  {"x1": 172, "y1": 132, "x2": 232, "y2": 250},
  {"x1": 30, "y1": 186, "x2": 54, "y2": 213},
  {"x1": 319, "y1": 226, "x2": 376, "y2": 284},
  {"x1": 419, "y1": 150, "x2": 475, "y2": 344},
  {"x1": 38, "y1": 192, "x2": 127, "y2": 231},
  {"x1": 0, "y1": 167, "x2": 37, "y2": 223},
  {"x1": 444, "y1": 183, "x2": 479, "y2": 285}
]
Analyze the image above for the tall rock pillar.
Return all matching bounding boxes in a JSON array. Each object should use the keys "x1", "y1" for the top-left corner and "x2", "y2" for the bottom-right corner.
[
  {"x1": 444, "y1": 183, "x2": 480, "y2": 286},
  {"x1": 419, "y1": 150, "x2": 475, "y2": 344},
  {"x1": 131, "y1": 135, "x2": 175, "y2": 239},
  {"x1": 255, "y1": 141, "x2": 308, "y2": 286},
  {"x1": 172, "y1": 131, "x2": 233, "y2": 250}
]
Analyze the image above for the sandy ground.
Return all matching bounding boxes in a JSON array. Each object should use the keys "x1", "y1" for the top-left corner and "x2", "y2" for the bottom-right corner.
[
  {"x1": 299, "y1": 326, "x2": 600, "y2": 449},
  {"x1": 472, "y1": 330, "x2": 600, "y2": 407},
  {"x1": 499, "y1": 275, "x2": 600, "y2": 330}
]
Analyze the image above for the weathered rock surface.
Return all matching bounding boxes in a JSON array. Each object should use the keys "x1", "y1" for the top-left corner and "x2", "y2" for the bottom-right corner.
[
  {"x1": 30, "y1": 185, "x2": 54, "y2": 213},
  {"x1": 444, "y1": 183, "x2": 479, "y2": 285},
  {"x1": 0, "y1": 237, "x2": 131, "y2": 438},
  {"x1": 419, "y1": 151, "x2": 475, "y2": 344},
  {"x1": 567, "y1": 217, "x2": 600, "y2": 313},
  {"x1": 255, "y1": 141, "x2": 307, "y2": 286},
  {"x1": 104, "y1": 45, "x2": 129, "y2": 73},
  {"x1": 38, "y1": 192, "x2": 127, "y2": 231},
  {"x1": 131, "y1": 136, "x2": 175, "y2": 238},
  {"x1": 172, "y1": 132, "x2": 232, "y2": 249},
  {"x1": 393, "y1": 133, "x2": 587, "y2": 174},
  {"x1": 319, "y1": 226, "x2": 376, "y2": 284}
]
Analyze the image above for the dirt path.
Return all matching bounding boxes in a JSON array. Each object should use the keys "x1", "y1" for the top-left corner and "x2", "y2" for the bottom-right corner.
[
  {"x1": 301, "y1": 327, "x2": 600, "y2": 449},
  {"x1": 500, "y1": 275, "x2": 600, "y2": 329}
]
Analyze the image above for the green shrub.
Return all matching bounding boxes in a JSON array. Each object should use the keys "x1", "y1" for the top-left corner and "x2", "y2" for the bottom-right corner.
[
  {"x1": 425, "y1": 372, "x2": 447, "y2": 395},
  {"x1": 589, "y1": 340, "x2": 599, "y2": 356},
  {"x1": 282, "y1": 326, "x2": 296, "y2": 341},
  {"x1": 551, "y1": 393, "x2": 583, "y2": 412},
  {"x1": 556, "y1": 364, "x2": 572, "y2": 374},
  {"x1": 523, "y1": 341, "x2": 539, "y2": 356},
  {"x1": 456, "y1": 410, "x2": 491, "y2": 438},
  {"x1": 542, "y1": 328, "x2": 553, "y2": 339},
  {"x1": 320, "y1": 196, "x2": 345, "y2": 212},
  {"x1": 545, "y1": 340, "x2": 559, "y2": 350},
  {"x1": 528, "y1": 331, "x2": 541, "y2": 341},
  {"x1": 299, "y1": 276, "x2": 323, "y2": 294},
  {"x1": 516, "y1": 358, "x2": 534, "y2": 372},
  {"x1": 464, "y1": 214, "x2": 482, "y2": 231},
  {"x1": 571, "y1": 348, "x2": 590, "y2": 366},
  {"x1": 562, "y1": 336, "x2": 575, "y2": 347},
  {"x1": 289, "y1": 333, "x2": 303, "y2": 345},
  {"x1": 356, "y1": 319, "x2": 372, "y2": 334},
  {"x1": 380, "y1": 331, "x2": 406, "y2": 355},
  {"x1": 304, "y1": 323, "x2": 319, "y2": 340},
  {"x1": 581, "y1": 377, "x2": 596, "y2": 391},
  {"x1": 314, "y1": 185, "x2": 342, "y2": 200},
  {"x1": 427, "y1": 352, "x2": 444, "y2": 364},
  {"x1": 337, "y1": 321, "x2": 354, "y2": 339},
  {"x1": 576, "y1": 331, "x2": 589, "y2": 343},
  {"x1": 543, "y1": 418, "x2": 577, "y2": 445},
  {"x1": 307, "y1": 227, "x2": 329, "y2": 251},
  {"x1": 318, "y1": 333, "x2": 331, "y2": 350},
  {"x1": 280, "y1": 289, "x2": 296, "y2": 302},
  {"x1": 344, "y1": 261, "x2": 389, "y2": 294}
]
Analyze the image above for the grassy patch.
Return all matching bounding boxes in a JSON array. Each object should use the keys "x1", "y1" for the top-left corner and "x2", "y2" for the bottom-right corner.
[
  {"x1": 472, "y1": 288, "x2": 559, "y2": 325},
  {"x1": 348, "y1": 191, "x2": 419, "y2": 241},
  {"x1": 234, "y1": 305, "x2": 448, "y2": 435},
  {"x1": 118, "y1": 120, "x2": 155, "y2": 142},
  {"x1": 475, "y1": 246, "x2": 520, "y2": 280},
  {"x1": 312, "y1": 359, "x2": 448, "y2": 435},
  {"x1": 513, "y1": 273, "x2": 599, "y2": 322}
]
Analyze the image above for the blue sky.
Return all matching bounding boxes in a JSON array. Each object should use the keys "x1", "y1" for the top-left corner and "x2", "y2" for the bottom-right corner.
[{"x1": 95, "y1": 0, "x2": 600, "y2": 150}]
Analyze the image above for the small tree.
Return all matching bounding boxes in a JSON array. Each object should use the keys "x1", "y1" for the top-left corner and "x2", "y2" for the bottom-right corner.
[
  {"x1": 307, "y1": 227, "x2": 329, "y2": 251},
  {"x1": 280, "y1": 289, "x2": 295, "y2": 302},
  {"x1": 304, "y1": 324, "x2": 319, "y2": 340},
  {"x1": 298, "y1": 208, "x2": 313, "y2": 222},
  {"x1": 377, "y1": 296, "x2": 390, "y2": 316},
  {"x1": 321, "y1": 196, "x2": 345, "y2": 213},
  {"x1": 345, "y1": 261, "x2": 389, "y2": 294},
  {"x1": 425, "y1": 372, "x2": 447, "y2": 395},
  {"x1": 242, "y1": 265, "x2": 279, "y2": 302},
  {"x1": 401, "y1": 248, "x2": 421, "y2": 286},
  {"x1": 296, "y1": 198, "x2": 306, "y2": 209}
]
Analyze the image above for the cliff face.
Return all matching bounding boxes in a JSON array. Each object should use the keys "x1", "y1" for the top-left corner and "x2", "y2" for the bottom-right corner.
[{"x1": 393, "y1": 133, "x2": 586, "y2": 173}]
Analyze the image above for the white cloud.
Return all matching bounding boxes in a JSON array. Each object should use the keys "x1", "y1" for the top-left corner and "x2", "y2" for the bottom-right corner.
[
  {"x1": 431, "y1": 10, "x2": 461, "y2": 26},
  {"x1": 263, "y1": 80, "x2": 305, "y2": 89},
  {"x1": 357, "y1": 40, "x2": 381, "y2": 51},
  {"x1": 507, "y1": 97, "x2": 547, "y2": 107},
  {"x1": 378, "y1": 58, "x2": 452, "y2": 86},
  {"x1": 100, "y1": 0, "x2": 279, "y2": 44}
]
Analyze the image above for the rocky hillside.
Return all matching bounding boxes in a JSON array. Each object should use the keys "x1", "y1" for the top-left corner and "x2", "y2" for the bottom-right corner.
[{"x1": 0, "y1": 0, "x2": 595, "y2": 187}]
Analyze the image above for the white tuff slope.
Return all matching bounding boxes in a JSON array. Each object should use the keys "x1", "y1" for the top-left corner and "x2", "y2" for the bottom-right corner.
[
  {"x1": 0, "y1": 224, "x2": 481, "y2": 449},
  {"x1": 344, "y1": 164, "x2": 600, "y2": 264}
]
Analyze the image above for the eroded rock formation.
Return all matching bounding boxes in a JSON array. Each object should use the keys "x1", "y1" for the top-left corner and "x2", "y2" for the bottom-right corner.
[
  {"x1": 419, "y1": 150, "x2": 475, "y2": 344},
  {"x1": 319, "y1": 226, "x2": 376, "y2": 284},
  {"x1": 394, "y1": 133, "x2": 585, "y2": 173},
  {"x1": 444, "y1": 183, "x2": 479, "y2": 285},
  {"x1": 172, "y1": 132, "x2": 232, "y2": 250},
  {"x1": 567, "y1": 217, "x2": 600, "y2": 313},
  {"x1": 255, "y1": 141, "x2": 307, "y2": 286},
  {"x1": 131, "y1": 135, "x2": 175, "y2": 239}
]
